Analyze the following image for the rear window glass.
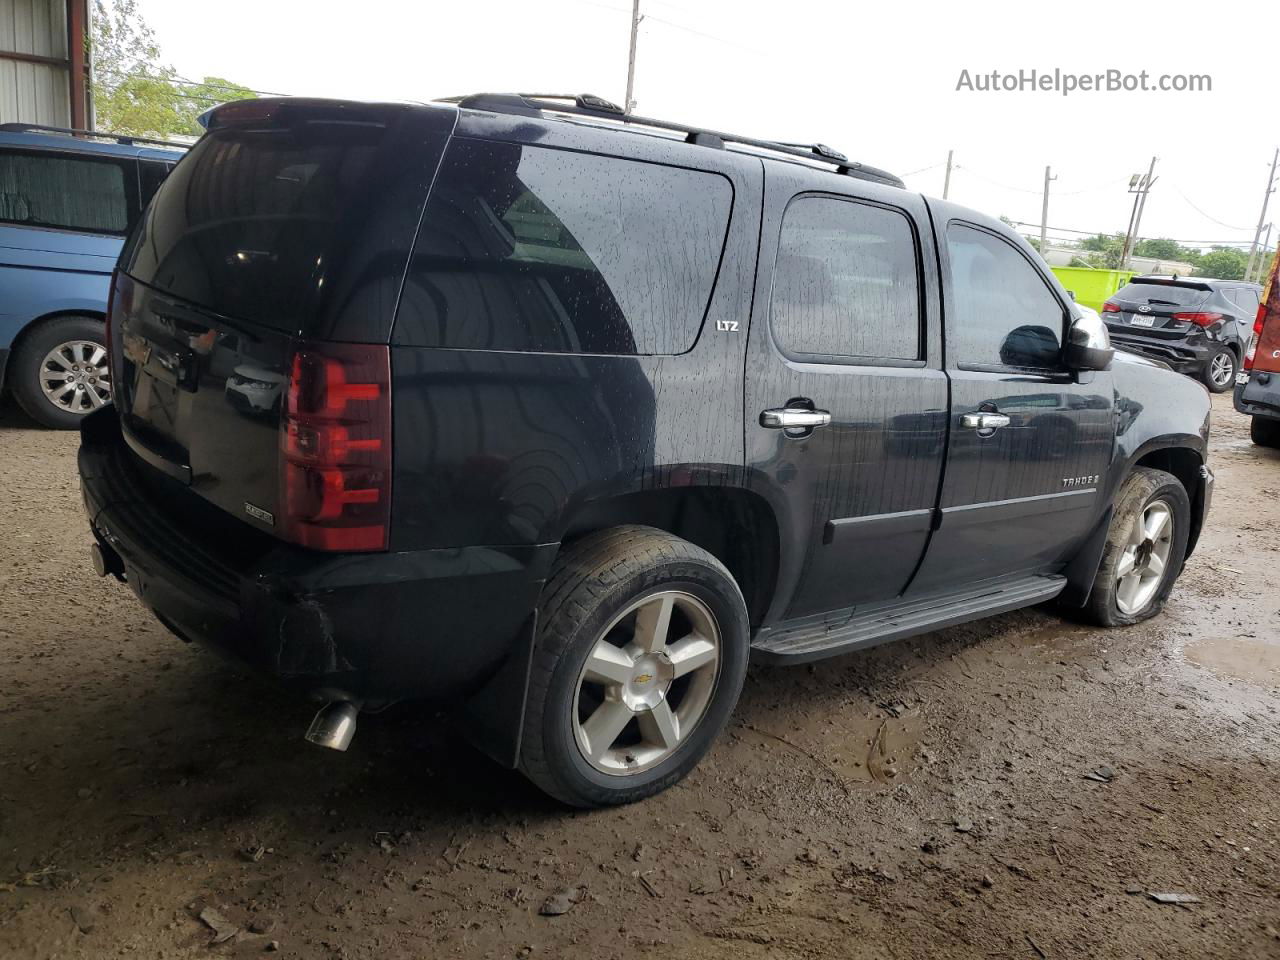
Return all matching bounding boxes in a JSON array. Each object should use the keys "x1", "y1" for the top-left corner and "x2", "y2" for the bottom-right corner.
[
  {"x1": 1113, "y1": 282, "x2": 1209, "y2": 307},
  {"x1": 121, "y1": 102, "x2": 449, "y2": 339},
  {"x1": 0, "y1": 149, "x2": 128, "y2": 234},
  {"x1": 394, "y1": 139, "x2": 733, "y2": 355}
]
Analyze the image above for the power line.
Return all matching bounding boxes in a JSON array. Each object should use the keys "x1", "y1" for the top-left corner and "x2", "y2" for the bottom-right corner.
[
  {"x1": 95, "y1": 65, "x2": 291, "y2": 100},
  {"x1": 1172, "y1": 186, "x2": 1252, "y2": 232}
]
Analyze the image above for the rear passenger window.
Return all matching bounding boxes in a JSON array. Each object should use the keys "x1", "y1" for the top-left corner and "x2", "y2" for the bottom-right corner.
[
  {"x1": 770, "y1": 195, "x2": 921, "y2": 361},
  {"x1": 946, "y1": 223, "x2": 1065, "y2": 370},
  {"x1": 394, "y1": 139, "x2": 733, "y2": 355},
  {"x1": 0, "y1": 149, "x2": 129, "y2": 234}
]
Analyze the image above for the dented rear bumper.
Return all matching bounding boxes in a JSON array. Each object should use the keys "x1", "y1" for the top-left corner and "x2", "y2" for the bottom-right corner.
[{"x1": 78, "y1": 409, "x2": 554, "y2": 703}]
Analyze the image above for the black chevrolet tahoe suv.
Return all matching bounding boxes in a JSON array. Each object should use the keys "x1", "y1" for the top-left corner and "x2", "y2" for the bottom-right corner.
[{"x1": 79, "y1": 94, "x2": 1213, "y2": 807}]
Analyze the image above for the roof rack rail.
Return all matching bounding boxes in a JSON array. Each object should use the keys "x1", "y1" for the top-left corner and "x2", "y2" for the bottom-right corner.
[
  {"x1": 0, "y1": 122, "x2": 190, "y2": 150},
  {"x1": 442, "y1": 93, "x2": 904, "y2": 189}
]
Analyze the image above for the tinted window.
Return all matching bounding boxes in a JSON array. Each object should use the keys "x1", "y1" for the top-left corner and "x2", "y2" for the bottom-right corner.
[
  {"x1": 122, "y1": 101, "x2": 450, "y2": 339},
  {"x1": 947, "y1": 223, "x2": 1064, "y2": 369},
  {"x1": 1232, "y1": 287, "x2": 1261, "y2": 315},
  {"x1": 770, "y1": 196, "x2": 920, "y2": 361},
  {"x1": 138, "y1": 160, "x2": 172, "y2": 209},
  {"x1": 0, "y1": 149, "x2": 129, "y2": 234},
  {"x1": 1112, "y1": 281, "x2": 1209, "y2": 308},
  {"x1": 394, "y1": 139, "x2": 732, "y2": 355}
]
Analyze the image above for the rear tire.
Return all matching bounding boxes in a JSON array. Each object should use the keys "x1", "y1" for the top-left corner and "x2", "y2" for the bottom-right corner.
[
  {"x1": 1250, "y1": 416, "x2": 1280, "y2": 449},
  {"x1": 1201, "y1": 346, "x2": 1236, "y2": 393},
  {"x1": 519, "y1": 526, "x2": 749, "y2": 807},
  {"x1": 9, "y1": 315, "x2": 110, "y2": 429},
  {"x1": 1080, "y1": 467, "x2": 1190, "y2": 627}
]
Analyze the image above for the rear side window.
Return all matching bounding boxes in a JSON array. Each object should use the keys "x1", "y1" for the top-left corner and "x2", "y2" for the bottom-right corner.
[
  {"x1": 1230, "y1": 287, "x2": 1261, "y2": 315},
  {"x1": 946, "y1": 223, "x2": 1065, "y2": 371},
  {"x1": 770, "y1": 195, "x2": 921, "y2": 361},
  {"x1": 0, "y1": 149, "x2": 129, "y2": 234},
  {"x1": 394, "y1": 139, "x2": 733, "y2": 355}
]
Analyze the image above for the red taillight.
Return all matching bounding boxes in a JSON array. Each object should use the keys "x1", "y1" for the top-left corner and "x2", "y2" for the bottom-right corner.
[
  {"x1": 1245, "y1": 305, "x2": 1265, "y2": 370},
  {"x1": 104, "y1": 270, "x2": 134, "y2": 388},
  {"x1": 279, "y1": 341, "x2": 392, "y2": 552},
  {"x1": 1101, "y1": 300, "x2": 1120, "y2": 314},
  {"x1": 1172, "y1": 311, "x2": 1223, "y2": 328}
]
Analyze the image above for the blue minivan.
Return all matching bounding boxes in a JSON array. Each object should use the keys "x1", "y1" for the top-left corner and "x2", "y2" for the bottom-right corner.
[{"x1": 0, "y1": 124, "x2": 186, "y2": 427}]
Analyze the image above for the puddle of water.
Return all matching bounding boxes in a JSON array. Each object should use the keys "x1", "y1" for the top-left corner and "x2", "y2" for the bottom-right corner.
[{"x1": 1183, "y1": 634, "x2": 1280, "y2": 688}]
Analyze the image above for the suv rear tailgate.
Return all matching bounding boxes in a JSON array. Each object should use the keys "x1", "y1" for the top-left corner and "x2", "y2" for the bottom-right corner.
[{"x1": 112, "y1": 98, "x2": 453, "y2": 533}]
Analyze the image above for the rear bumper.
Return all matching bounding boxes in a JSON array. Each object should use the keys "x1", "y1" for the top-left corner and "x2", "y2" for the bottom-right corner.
[
  {"x1": 1106, "y1": 330, "x2": 1213, "y2": 374},
  {"x1": 78, "y1": 409, "x2": 556, "y2": 703},
  {"x1": 1234, "y1": 371, "x2": 1280, "y2": 420}
]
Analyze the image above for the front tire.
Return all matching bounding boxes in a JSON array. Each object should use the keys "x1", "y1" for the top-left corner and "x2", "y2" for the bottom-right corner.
[
  {"x1": 1202, "y1": 346, "x2": 1236, "y2": 393},
  {"x1": 1080, "y1": 468, "x2": 1190, "y2": 627},
  {"x1": 520, "y1": 526, "x2": 749, "y2": 807},
  {"x1": 10, "y1": 315, "x2": 110, "y2": 429},
  {"x1": 1250, "y1": 416, "x2": 1280, "y2": 449}
]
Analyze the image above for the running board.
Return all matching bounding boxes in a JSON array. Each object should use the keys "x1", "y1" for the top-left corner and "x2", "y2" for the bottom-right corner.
[{"x1": 751, "y1": 574, "x2": 1067, "y2": 664}]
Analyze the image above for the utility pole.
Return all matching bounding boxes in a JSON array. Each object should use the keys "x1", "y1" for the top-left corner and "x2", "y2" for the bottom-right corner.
[
  {"x1": 1040, "y1": 165, "x2": 1057, "y2": 256},
  {"x1": 942, "y1": 149, "x2": 954, "y2": 199},
  {"x1": 1245, "y1": 148, "x2": 1278, "y2": 282},
  {"x1": 1253, "y1": 222, "x2": 1274, "y2": 284},
  {"x1": 624, "y1": 0, "x2": 642, "y2": 115},
  {"x1": 1121, "y1": 156, "x2": 1158, "y2": 271}
]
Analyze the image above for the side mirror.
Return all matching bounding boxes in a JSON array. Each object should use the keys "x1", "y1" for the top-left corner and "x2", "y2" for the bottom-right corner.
[{"x1": 1064, "y1": 310, "x2": 1115, "y2": 371}]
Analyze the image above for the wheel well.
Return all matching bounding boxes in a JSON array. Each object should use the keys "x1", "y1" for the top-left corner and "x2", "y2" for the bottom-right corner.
[
  {"x1": 4, "y1": 310, "x2": 104, "y2": 390},
  {"x1": 560, "y1": 488, "x2": 780, "y2": 626},
  {"x1": 1133, "y1": 446, "x2": 1206, "y2": 556}
]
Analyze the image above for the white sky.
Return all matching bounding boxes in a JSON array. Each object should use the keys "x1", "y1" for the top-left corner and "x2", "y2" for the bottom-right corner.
[{"x1": 140, "y1": 0, "x2": 1277, "y2": 252}]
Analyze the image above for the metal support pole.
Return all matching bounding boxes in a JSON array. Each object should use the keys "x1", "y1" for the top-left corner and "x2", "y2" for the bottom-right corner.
[{"x1": 624, "y1": 0, "x2": 641, "y2": 115}]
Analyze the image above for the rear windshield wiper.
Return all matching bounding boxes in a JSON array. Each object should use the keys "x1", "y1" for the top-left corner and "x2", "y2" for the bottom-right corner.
[{"x1": 1142, "y1": 299, "x2": 1181, "y2": 306}]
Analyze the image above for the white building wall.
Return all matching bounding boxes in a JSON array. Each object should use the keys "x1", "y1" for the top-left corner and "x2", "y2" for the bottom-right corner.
[{"x1": 0, "y1": 0, "x2": 71, "y2": 127}]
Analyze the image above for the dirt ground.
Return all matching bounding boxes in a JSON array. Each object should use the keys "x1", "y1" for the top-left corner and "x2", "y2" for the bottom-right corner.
[{"x1": 1, "y1": 390, "x2": 1277, "y2": 960}]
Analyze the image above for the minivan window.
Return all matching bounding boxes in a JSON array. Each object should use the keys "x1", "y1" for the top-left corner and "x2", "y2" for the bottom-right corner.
[
  {"x1": 394, "y1": 139, "x2": 733, "y2": 355},
  {"x1": 947, "y1": 223, "x2": 1065, "y2": 370},
  {"x1": 770, "y1": 195, "x2": 921, "y2": 361},
  {"x1": 1112, "y1": 281, "x2": 1209, "y2": 308},
  {"x1": 0, "y1": 149, "x2": 129, "y2": 234}
]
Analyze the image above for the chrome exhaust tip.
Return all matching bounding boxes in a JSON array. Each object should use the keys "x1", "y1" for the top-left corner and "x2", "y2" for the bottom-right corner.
[{"x1": 305, "y1": 701, "x2": 359, "y2": 751}]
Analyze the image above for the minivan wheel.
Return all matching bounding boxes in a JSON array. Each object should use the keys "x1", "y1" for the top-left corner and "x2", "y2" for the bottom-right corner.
[
  {"x1": 1250, "y1": 416, "x2": 1280, "y2": 449},
  {"x1": 520, "y1": 526, "x2": 749, "y2": 807},
  {"x1": 10, "y1": 316, "x2": 110, "y2": 429},
  {"x1": 1080, "y1": 467, "x2": 1190, "y2": 627},
  {"x1": 1202, "y1": 347, "x2": 1236, "y2": 393}
]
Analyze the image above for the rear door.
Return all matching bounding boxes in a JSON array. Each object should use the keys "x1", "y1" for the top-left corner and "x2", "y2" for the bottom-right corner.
[
  {"x1": 745, "y1": 167, "x2": 947, "y2": 621},
  {"x1": 113, "y1": 100, "x2": 453, "y2": 527},
  {"x1": 908, "y1": 216, "x2": 1113, "y2": 593}
]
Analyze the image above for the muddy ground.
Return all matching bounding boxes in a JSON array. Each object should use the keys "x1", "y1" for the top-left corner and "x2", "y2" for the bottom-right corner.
[{"x1": 0, "y1": 391, "x2": 1277, "y2": 960}]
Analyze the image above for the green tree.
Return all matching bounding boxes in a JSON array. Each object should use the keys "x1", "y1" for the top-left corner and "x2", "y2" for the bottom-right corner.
[
  {"x1": 1078, "y1": 233, "x2": 1126, "y2": 269},
  {"x1": 91, "y1": 0, "x2": 255, "y2": 138},
  {"x1": 1195, "y1": 247, "x2": 1250, "y2": 280},
  {"x1": 1133, "y1": 237, "x2": 1183, "y2": 260}
]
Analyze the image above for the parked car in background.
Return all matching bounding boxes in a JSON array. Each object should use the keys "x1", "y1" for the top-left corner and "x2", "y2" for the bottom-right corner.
[
  {"x1": 0, "y1": 124, "x2": 186, "y2": 428},
  {"x1": 1234, "y1": 255, "x2": 1280, "y2": 447},
  {"x1": 1100, "y1": 275, "x2": 1262, "y2": 393},
  {"x1": 81, "y1": 95, "x2": 1212, "y2": 807}
]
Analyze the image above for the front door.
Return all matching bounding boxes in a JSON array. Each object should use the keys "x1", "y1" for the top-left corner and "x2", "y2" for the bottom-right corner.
[
  {"x1": 908, "y1": 217, "x2": 1114, "y2": 593},
  {"x1": 745, "y1": 169, "x2": 948, "y2": 622}
]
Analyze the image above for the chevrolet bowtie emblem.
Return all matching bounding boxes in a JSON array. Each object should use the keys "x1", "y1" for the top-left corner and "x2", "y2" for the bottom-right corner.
[{"x1": 634, "y1": 673, "x2": 653, "y2": 684}]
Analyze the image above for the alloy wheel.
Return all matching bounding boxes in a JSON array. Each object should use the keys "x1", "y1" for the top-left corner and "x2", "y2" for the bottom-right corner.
[
  {"x1": 1209, "y1": 352, "x2": 1234, "y2": 387},
  {"x1": 572, "y1": 590, "x2": 721, "y2": 776},
  {"x1": 39, "y1": 340, "x2": 110, "y2": 414},
  {"x1": 1115, "y1": 500, "x2": 1174, "y2": 615}
]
